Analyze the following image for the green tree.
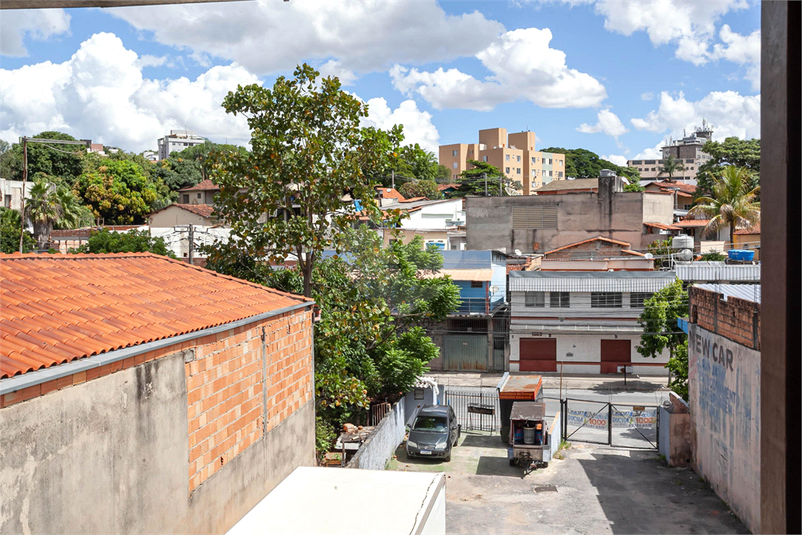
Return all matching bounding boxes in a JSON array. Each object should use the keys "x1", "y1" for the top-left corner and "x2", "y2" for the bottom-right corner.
[
  {"x1": 665, "y1": 340, "x2": 689, "y2": 401},
  {"x1": 435, "y1": 164, "x2": 452, "y2": 183},
  {"x1": 4, "y1": 132, "x2": 85, "y2": 185},
  {"x1": 624, "y1": 182, "x2": 645, "y2": 192},
  {"x1": 0, "y1": 207, "x2": 35, "y2": 253},
  {"x1": 210, "y1": 64, "x2": 398, "y2": 297},
  {"x1": 657, "y1": 154, "x2": 685, "y2": 182},
  {"x1": 541, "y1": 147, "x2": 639, "y2": 181},
  {"x1": 688, "y1": 166, "x2": 760, "y2": 248},
  {"x1": 456, "y1": 160, "x2": 518, "y2": 196},
  {"x1": 398, "y1": 180, "x2": 442, "y2": 200},
  {"x1": 152, "y1": 141, "x2": 248, "y2": 194},
  {"x1": 637, "y1": 279, "x2": 688, "y2": 362},
  {"x1": 73, "y1": 159, "x2": 165, "y2": 224},
  {"x1": 74, "y1": 228, "x2": 175, "y2": 256},
  {"x1": 696, "y1": 137, "x2": 760, "y2": 198},
  {"x1": 25, "y1": 178, "x2": 85, "y2": 251}
]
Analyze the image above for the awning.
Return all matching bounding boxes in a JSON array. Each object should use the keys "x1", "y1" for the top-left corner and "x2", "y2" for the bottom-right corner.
[{"x1": 511, "y1": 324, "x2": 645, "y2": 335}]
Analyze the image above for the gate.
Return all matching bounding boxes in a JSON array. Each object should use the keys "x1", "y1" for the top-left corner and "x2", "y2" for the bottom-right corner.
[
  {"x1": 443, "y1": 386, "x2": 500, "y2": 432},
  {"x1": 562, "y1": 398, "x2": 659, "y2": 450},
  {"x1": 443, "y1": 334, "x2": 488, "y2": 371}
]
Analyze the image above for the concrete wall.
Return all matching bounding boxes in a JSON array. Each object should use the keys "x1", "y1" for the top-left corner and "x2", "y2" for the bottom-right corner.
[
  {"x1": 0, "y1": 310, "x2": 315, "y2": 535},
  {"x1": 466, "y1": 190, "x2": 673, "y2": 254},
  {"x1": 688, "y1": 323, "x2": 760, "y2": 533},
  {"x1": 658, "y1": 392, "x2": 691, "y2": 467},
  {"x1": 347, "y1": 398, "x2": 406, "y2": 471},
  {"x1": 149, "y1": 206, "x2": 213, "y2": 228}
]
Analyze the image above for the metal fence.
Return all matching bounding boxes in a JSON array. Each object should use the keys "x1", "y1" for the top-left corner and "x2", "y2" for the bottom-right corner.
[
  {"x1": 562, "y1": 398, "x2": 659, "y2": 450},
  {"x1": 443, "y1": 386, "x2": 500, "y2": 432}
]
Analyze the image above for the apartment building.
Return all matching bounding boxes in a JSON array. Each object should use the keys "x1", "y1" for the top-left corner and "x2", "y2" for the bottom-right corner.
[
  {"x1": 627, "y1": 123, "x2": 714, "y2": 183},
  {"x1": 439, "y1": 128, "x2": 566, "y2": 195},
  {"x1": 157, "y1": 130, "x2": 208, "y2": 160}
]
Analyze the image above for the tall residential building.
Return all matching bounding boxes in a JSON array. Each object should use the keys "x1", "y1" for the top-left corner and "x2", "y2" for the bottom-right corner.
[
  {"x1": 627, "y1": 122, "x2": 714, "y2": 183},
  {"x1": 438, "y1": 127, "x2": 566, "y2": 195},
  {"x1": 157, "y1": 130, "x2": 208, "y2": 160}
]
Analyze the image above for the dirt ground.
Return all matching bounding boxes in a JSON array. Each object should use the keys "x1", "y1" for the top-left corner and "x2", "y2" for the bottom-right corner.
[{"x1": 387, "y1": 431, "x2": 749, "y2": 535}]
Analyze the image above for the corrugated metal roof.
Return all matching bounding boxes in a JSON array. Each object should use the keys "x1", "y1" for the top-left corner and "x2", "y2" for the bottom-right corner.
[
  {"x1": 695, "y1": 284, "x2": 761, "y2": 304},
  {"x1": 439, "y1": 250, "x2": 492, "y2": 269},
  {"x1": 676, "y1": 263, "x2": 760, "y2": 282},
  {"x1": 513, "y1": 324, "x2": 646, "y2": 334},
  {"x1": 437, "y1": 268, "x2": 493, "y2": 282},
  {"x1": 509, "y1": 270, "x2": 675, "y2": 292}
]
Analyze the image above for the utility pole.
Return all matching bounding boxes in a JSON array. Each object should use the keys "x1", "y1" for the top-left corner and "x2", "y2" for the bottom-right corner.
[
  {"x1": 187, "y1": 224, "x2": 194, "y2": 264},
  {"x1": 483, "y1": 173, "x2": 488, "y2": 196},
  {"x1": 391, "y1": 170, "x2": 395, "y2": 190},
  {"x1": 18, "y1": 137, "x2": 27, "y2": 253}
]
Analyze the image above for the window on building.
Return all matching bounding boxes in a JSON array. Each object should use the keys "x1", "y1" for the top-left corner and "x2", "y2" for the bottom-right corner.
[
  {"x1": 517, "y1": 155, "x2": 521, "y2": 162},
  {"x1": 483, "y1": 156, "x2": 488, "y2": 162},
  {"x1": 3, "y1": 194, "x2": 10, "y2": 208},
  {"x1": 516, "y1": 168, "x2": 521, "y2": 174},
  {"x1": 549, "y1": 171, "x2": 553, "y2": 177},
  {"x1": 630, "y1": 293, "x2": 653, "y2": 308},
  {"x1": 550, "y1": 292, "x2": 570, "y2": 308},
  {"x1": 524, "y1": 291, "x2": 545, "y2": 307},
  {"x1": 686, "y1": 159, "x2": 694, "y2": 163},
  {"x1": 452, "y1": 149, "x2": 458, "y2": 157},
  {"x1": 549, "y1": 158, "x2": 553, "y2": 164},
  {"x1": 453, "y1": 162, "x2": 458, "y2": 169},
  {"x1": 532, "y1": 157, "x2": 536, "y2": 164},
  {"x1": 558, "y1": 172, "x2": 563, "y2": 178},
  {"x1": 197, "y1": 192, "x2": 202, "y2": 199},
  {"x1": 591, "y1": 292, "x2": 623, "y2": 308},
  {"x1": 506, "y1": 167, "x2": 510, "y2": 174},
  {"x1": 645, "y1": 160, "x2": 656, "y2": 164},
  {"x1": 182, "y1": 194, "x2": 190, "y2": 203},
  {"x1": 506, "y1": 154, "x2": 510, "y2": 161},
  {"x1": 471, "y1": 281, "x2": 483, "y2": 288}
]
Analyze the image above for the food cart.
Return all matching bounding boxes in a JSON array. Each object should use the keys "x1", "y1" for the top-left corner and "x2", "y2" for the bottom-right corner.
[
  {"x1": 497, "y1": 373, "x2": 544, "y2": 444},
  {"x1": 507, "y1": 401, "x2": 551, "y2": 474}
]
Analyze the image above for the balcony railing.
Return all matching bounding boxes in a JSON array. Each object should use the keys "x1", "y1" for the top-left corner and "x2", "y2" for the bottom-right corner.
[{"x1": 452, "y1": 297, "x2": 504, "y2": 315}]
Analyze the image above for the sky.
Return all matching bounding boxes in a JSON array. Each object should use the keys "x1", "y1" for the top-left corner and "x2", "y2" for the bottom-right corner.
[{"x1": 0, "y1": 0, "x2": 760, "y2": 166}]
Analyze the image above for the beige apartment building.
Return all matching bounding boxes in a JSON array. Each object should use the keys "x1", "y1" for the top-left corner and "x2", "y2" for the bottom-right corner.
[
  {"x1": 627, "y1": 123, "x2": 714, "y2": 183},
  {"x1": 439, "y1": 128, "x2": 566, "y2": 195}
]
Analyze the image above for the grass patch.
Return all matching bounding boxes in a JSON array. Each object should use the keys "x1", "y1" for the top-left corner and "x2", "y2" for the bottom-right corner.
[{"x1": 554, "y1": 440, "x2": 571, "y2": 460}]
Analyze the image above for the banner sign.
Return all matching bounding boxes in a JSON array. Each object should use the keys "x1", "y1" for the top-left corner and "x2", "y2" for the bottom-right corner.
[
  {"x1": 612, "y1": 410, "x2": 656, "y2": 429},
  {"x1": 567, "y1": 410, "x2": 608, "y2": 430}
]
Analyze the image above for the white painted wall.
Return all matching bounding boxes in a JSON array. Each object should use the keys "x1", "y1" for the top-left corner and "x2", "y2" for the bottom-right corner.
[{"x1": 401, "y1": 199, "x2": 463, "y2": 230}]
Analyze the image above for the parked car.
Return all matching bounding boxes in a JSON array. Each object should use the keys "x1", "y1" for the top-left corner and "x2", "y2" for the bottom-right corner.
[{"x1": 406, "y1": 405, "x2": 460, "y2": 462}]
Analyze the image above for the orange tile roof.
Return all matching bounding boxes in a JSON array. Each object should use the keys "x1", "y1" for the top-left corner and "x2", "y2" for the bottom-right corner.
[
  {"x1": 652, "y1": 180, "x2": 697, "y2": 195},
  {"x1": 643, "y1": 222, "x2": 681, "y2": 231},
  {"x1": 375, "y1": 187, "x2": 405, "y2": 201},
  {"x1": 150, "y1": 204, "x2": 216, "y2": 218},
  {"x1": 437, "y1": 184, "x2": 460, "y2": 191},
  {"x1": 0, "y1": 253, "x2": 310, "y2": 378},
  {"x1": 674, "y1": 218, "x2": 711, "y2": 228},
  {"x1": 179, "y1": 179, "x2": 219, "y2": 192}
]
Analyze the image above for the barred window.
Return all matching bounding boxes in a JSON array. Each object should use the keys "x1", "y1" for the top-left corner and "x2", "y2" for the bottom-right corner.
[
  {"x1": 591, "y1": 292, "x2": 622, "y2": 308},
  {"x1": 550, "y1": 292, "x2": 570, "y2": 308},
  {"x1": 630, "y1": 293, "x2": 653, "y2": 308},
  {"x1": 525, "y1": 291, "x2": 545, "y2": 308}
]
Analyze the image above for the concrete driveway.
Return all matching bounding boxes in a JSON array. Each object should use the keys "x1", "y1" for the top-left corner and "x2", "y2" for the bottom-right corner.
[{"x1": 388, "y1": 431, "x2": 748, "y2": 534}]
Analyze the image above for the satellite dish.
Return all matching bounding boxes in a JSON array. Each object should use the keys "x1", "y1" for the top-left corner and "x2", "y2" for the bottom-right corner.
[
  {"x1": 514, "y1": 249, "x2": 522, "y2": 256},
  {"x1": 644, "y1": 253, "x2": 654, "y2": 259}
]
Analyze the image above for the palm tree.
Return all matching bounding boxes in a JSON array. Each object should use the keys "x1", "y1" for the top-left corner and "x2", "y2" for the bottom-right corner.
[
  {"x1": 688, "y1": 166, "x2": 760, "y2": 248},
  {"x1": 26, "y1": 179, "x2": 85, "y2": 251},
  {"x1": 657, "y1": 154, "x2": 685, "y2": 182}
]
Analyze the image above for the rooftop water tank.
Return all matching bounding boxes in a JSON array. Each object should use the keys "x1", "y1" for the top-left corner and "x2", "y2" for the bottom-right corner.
[
  {"x1": 671, "y1": 235, "x2": 694, "y2": 250},
  {"x1": 728, "y1": 249, "x2": 755, "y2": 262}
]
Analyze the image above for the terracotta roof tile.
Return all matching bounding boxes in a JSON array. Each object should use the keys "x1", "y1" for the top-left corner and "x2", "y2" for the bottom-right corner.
[
  {"x1": 375, "y1": 187, "x2": 405, "y2": 201},
  {"x1": 149, "y1": 203, "x2": 216, "y2": 219},
  {"x1": 674, "y1": 218, "x2": 711, "y2": 228},
  {"x1": 643, "y1": 222, "x2": 681, "y2": 230},
  {"x1": 179, "y1": 179, "x2": 220, "y2": 192},
  {"x1": 437, "y1": 184, "x2": 460, "y2": 191},
  {"x1": 0, "y1": 253, "x2": 311, "y2": 378}
]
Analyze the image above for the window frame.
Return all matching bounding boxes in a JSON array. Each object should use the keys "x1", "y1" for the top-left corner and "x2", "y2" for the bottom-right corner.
[
  {"x1": 550, "y1": 292, "x2": 570, "y2": 308},
  {"x1": 524, "y1": 291, "x2": 545, "y2": 308},
  {"x1": 591, "y1": 292, "x2": 623, "y2": 308}
]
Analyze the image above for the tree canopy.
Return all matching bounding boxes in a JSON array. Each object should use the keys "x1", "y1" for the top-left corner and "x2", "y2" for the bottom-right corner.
[
  {"x1": 210, "y1": 64, "x2": 400, "y2": 297},
  {"x1": 636, "y1": 279, "x2": 688, "y2": 361},
  {"x1": 152, "y1": 141, "x2": 247, "y2": 194},
  {"x1": 541, "y1": 147, "x2": 641, "y2": 182},
  {"x1": 657, "y1": 154, "x2": 685, "y2": 181},
  {"x1": 689, "y1": 166, "x2": 760, "y2": 247},
  {"x1": 73, "y1": 228, "x2": 175, "y2": 256},
  {"x1": 0, "y1": 208, "x2": 35, "y2": 253},
  {"x1": 697, "y1": 137, "x2": 760, "y2": 198},
  {"x1": 3, "y1": 132, "x2": 86, "y2": 186},
  {"x1": 455, "y1": 160, "x2": 519, "y2": 196},
  {"x1": 398, "y1": 180, "x2": 442, "y2": 200}
]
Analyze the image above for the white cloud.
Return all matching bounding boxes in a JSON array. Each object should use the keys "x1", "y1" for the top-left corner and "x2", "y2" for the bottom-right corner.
[
  {"x1": 318, "y1": 60, "x2": 357, "y2": 86},
  {"x1": 631, "y1": 90, "x2": 759, "y2": 141},
  {"x1": 633, "y1": 142, "x2": 664, "y2": 160},
  {"x1": 361, "y1": 98, "x2": 440, "y2": 153},
  {"x1": 390, "y1": 28, "x2": 606, "y2": 111},
  {"x1": 709, "y1": 25, "x2": 760, "y2": 90},
  {"x1": 0, "y1": 9, "x2": 71, "y2": 57},
  {"x1": 641, "y1": 92, "x2": 654, "y2": 101},
  {"x1": 0, "y1": 33, "x2": 258, "y2": 152},
  {"x1": 135, "y1": 54, "x2": 167, "y2": 69},
  {"x1": 109, "y1": 0, "x2": 504, "y2": 77},
  {"x1": 601, "y1": 154, "x2": 628, "y2": 166},
  {"x1": 577, "y1": 109, "x2": 628, "y2": 137}
]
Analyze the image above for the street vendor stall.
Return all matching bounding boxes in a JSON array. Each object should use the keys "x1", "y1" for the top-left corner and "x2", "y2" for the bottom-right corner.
[
  {"x1": 497, "y1": 373, "x2": 543, "y2": 443},
  {"x1": 507, "y1": 401, "x2": 551, "y2": 474}
]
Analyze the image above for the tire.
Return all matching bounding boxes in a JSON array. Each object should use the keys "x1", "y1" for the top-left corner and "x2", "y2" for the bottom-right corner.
[
  {"x1": 509, "y1": 458, "x2": 516, "y2": 466},
  {"x1": 444, "y1": 450, "x2": 451, "y2": 462}
]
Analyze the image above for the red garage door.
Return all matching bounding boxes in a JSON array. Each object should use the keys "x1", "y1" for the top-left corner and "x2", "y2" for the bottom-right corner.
[
  {"x1": 600, "y1": 340, "x2": 631, "y2": 374},
  {"x1": 519, "y1": 339, "x2": 557, "y2": 372}
]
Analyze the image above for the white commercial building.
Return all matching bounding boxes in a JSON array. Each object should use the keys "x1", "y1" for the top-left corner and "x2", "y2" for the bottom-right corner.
[
  {"x1": 508, "y1": 271, "x2": 676, "y2": 375},
  {"x1": 156, "y1": 130, "x2": 207, "y2": 160}
]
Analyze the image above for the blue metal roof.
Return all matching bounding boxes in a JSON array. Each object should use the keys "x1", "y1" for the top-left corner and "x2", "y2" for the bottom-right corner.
[{"x1": 439, "y1": 250, "x2": 492, "y2": 269}]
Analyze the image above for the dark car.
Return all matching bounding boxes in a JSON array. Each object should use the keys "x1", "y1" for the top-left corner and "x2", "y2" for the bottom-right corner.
[{"x1": 406, "y1": 405, "x2": 460, "y2": 462}]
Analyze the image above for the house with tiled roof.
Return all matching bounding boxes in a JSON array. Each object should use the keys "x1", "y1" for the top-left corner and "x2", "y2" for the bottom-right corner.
[
  {"x1": 179, "y1": 179, "x2": 220, "y2": 205},
  {"x1": 149, "y1": 203, "x2": 217, "y2": 227},
  {"x1": 643, "y1": 179, "x2": 698, "y2": 210},
  {"x1": 734, "y1": 224, "x2": 761, "y2": 260},
  {"x1": 0, "y1": 253, "x2": 315, "y2": 534}
]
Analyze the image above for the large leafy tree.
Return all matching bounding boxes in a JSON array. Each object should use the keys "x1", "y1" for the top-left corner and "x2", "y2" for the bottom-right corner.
[
  {"x1": 456, "y1": 159, "x2": 519, "y2": 196},
  {"x1": 3, "y1": 132, "x2": 86, "y2": 185},
  {"x1": 211, "y1": 64, "x2": 400, "y2": 297},
  {"x1": 0, "y1": 208, "x2": 35, "y2": 253},
  {"x1": 152, "y1": 141, "x2": 248, "y2": 194},
  {"x1": 398, "y1": 180, "x2": 442, "y2": 200},
  {"x1": 696, "y1": 137, "x2": 760, "y2": 198},
  {"x1": 688, "y1": 166, "x2": 760, "y2": 248},
  {"x1": 73, "y1": 228, "x2": 175, "y2": 257},
  {"x1": 73, "y1": 159, "x2": 166, "y2": 224},
  {"x1": 541, "y1": 147, "x2": 640, "y2": 182},
  {"x1": 637, "y1": 279, "x2": 688, "y2": 362},
  {"x1": 666, "y1": 340, "x2": 689, "y2": 401},
  {"x1": 657, "y1": 154, "x2": 686, "y2": 181}
]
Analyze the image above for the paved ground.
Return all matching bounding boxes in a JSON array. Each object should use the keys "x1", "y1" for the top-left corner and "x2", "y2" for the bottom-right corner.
[{"x1": 388, "y1": 431, "x2": 748, "y2": 535}]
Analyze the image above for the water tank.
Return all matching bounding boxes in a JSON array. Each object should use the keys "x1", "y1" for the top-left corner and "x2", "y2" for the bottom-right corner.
[
  {"x1": 671, "y1": 235, "x2": 694, "y2": 250},
  {"x1": 728, "y1": 249, "x2": 755, "y2": 262},
  {"x1": 675, "y1": 249, "x2": 693, "y2": 262},
  {"x1": 600, "y1": 169, "x2": 617, "y2": 178}
]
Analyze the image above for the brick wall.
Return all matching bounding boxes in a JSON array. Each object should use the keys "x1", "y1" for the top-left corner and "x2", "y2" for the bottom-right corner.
[
  {"x1": 185, "y1": 309, "x2": 312, "y2": 492},
  {"x1": 690, "y1": 286, "x2": 760, "y2": 350}
]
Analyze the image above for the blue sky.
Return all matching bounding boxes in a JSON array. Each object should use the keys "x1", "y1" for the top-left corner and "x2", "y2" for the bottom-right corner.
[{"x1": 0, "y1": 0, "x2": 760, "y2": 165}]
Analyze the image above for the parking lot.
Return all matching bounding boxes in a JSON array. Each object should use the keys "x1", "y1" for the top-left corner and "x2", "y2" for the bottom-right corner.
[{"x1": 388, "y1": 430, "x2": 748, "y2": 534}]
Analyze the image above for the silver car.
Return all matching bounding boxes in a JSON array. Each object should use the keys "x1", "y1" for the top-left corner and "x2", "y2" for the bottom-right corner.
[{"x1": 406, "y1": 405, "x2": 460, "y2": 462}]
